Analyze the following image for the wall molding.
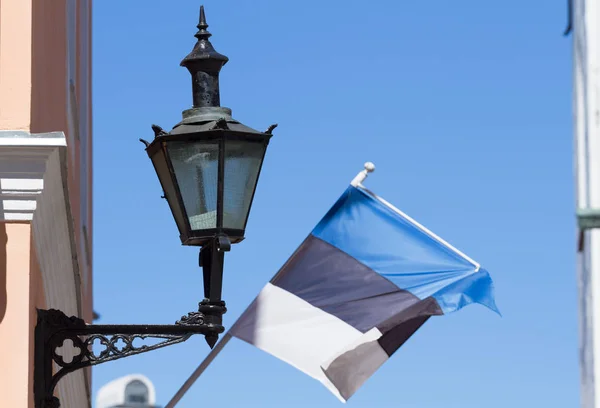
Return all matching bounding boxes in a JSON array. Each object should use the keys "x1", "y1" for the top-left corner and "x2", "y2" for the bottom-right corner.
[
  {"x1": 0, "y1": 130, "x2": 87, "y2": 407},
  {"x1": 0, "y1": 131, "x2": 65, "y2": 221}
]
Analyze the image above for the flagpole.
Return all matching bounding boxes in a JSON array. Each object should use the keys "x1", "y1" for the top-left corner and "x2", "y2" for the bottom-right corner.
[
  {"x1": 361, "y1": 187, "x2": 481, "y2": 269},
  {"x1": 164, "y1": 162, "x2": 377, "y2": 407},
  {"x1": 350, "y1": 162, "x2": 375, "y2": 187},
  {"x1": 164, "y1": 333, "x2": 232, "y2": 408},
  {"x1": 351, "y1": 162, "x2": 480, "y2": 269}
]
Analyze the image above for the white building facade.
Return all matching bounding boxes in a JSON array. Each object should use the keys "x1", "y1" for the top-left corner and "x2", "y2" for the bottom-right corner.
[{"x1": 96, "y1": 374, "x2": 158, "y2": 408}]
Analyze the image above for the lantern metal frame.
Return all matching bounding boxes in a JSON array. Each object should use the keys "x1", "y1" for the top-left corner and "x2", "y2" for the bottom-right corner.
[{"x1": 145, "y1": 122, "x2": 273, "y2": 247}]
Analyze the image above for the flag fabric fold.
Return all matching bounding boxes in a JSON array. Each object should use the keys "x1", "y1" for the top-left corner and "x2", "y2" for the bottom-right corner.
[{"x1": 230, "y1": 185, "x2": 498, "y2": 402}]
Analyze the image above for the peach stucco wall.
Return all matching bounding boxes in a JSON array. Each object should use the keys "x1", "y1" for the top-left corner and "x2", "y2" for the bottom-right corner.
[
  {"x1": 0, "y1": 0, "x2": 93, "y2": 406},
  {"x1": 30, "y1": 0, "x2": 68, "y2": 136},
  {"x1": 0, "y1": 0, "x2": 32, "y2": 130},
  {"x1": 0, "y1": 222, "x2": 45, "y2": 408},
  {"x1": 0, "y1": 0, "x2": 92, "y2": 315}
]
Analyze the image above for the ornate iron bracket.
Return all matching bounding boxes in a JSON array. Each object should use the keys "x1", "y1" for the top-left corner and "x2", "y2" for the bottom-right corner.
[{"x1": 34, "y1": 302, "x2": 226, "y2": 408}]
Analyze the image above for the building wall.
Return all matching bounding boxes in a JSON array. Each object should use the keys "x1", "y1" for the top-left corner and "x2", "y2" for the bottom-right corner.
[
  {"x1": 96, "y1": 374, "x2": 158, "y2": 408},
  {"x1": 0, "y1": 0, "x2": 93, "y2": 406},
  {"x1": 29, "y1": 228, "x2": 46, "y2": 408},
  {"x1": 29, "y1": 0, "x2": 94, "y2": 319},
  {"x1": 0, "y1": 0, "x2": 32, "y2": 130},
  {"x1": 0, "y1": 223, "x2": 37, "y2": 407}
]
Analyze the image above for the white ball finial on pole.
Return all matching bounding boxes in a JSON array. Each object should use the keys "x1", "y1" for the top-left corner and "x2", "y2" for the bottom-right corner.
[{"x1": 351, "y1": 162, "x2": 376, "y2": 187}]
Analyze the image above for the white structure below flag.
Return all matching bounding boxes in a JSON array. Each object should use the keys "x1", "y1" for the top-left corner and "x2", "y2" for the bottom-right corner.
[
  {"x1": 96, "y1": 374, "x2": 157, "y2": 408},
  {"x1": 573, "y1": 0, "x2": 600, "y2": 407}
]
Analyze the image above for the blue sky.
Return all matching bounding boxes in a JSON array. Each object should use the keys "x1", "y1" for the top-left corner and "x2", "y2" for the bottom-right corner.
[{"x1": 92, "y1": 1, "x2": 576, "y2": 407}]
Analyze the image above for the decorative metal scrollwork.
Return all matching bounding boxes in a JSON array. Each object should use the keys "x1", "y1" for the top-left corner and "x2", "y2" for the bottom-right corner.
[
  {"x1": 176, "y1": 311, "x2": 205, "y2": 326},
  {"x1": 35, "y1": 307, "x2": 224, "y2": 408},
  {"x1": 51, "y1": 332, "x2": 191, "y2": 370}
]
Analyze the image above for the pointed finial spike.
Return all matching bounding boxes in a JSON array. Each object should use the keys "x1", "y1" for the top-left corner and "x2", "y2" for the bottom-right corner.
[
  {"x1": 199, "y1": 5, "x2": 207, "y2": 27},
  {"x1": 196, "y1": 5, "x2": 210, "y2": 37}
]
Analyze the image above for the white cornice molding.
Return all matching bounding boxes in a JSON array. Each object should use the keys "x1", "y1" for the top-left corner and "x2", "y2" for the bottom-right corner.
[
  {"x1": 0, "y1": 131, "x2": 67, "y2": 221},
  {"x1": 0, "y1": 130, "x2": 81, "y2": 313},
  {"x1": 0, "y1": 130, "x2": 87, "y2": 408},
  {"x1": 0, "y1": 130, "x2": 82, "y2": 309}
]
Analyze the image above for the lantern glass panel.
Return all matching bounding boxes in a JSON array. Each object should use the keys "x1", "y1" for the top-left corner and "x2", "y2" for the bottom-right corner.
[
  {"x1": 223, "y1": 140, "x2": 266, "y2": 230},
  {"x1": 168, "y1": 141, "x2": 219, "y2": 231},
  {"x1": 151, "y1": 147, "x2": 187, "y2": 234}
]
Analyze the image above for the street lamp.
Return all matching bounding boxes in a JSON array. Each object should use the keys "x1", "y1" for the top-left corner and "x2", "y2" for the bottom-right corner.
[
  {"x1": 34, "y1": 6, "x2": 276, "y2": 408},
  {"x1": 145, "y1": 5, "x2": 273, "y2": 247},
  {"x1": 142, "y1": 4, "x2": 275, "y2": 348}
]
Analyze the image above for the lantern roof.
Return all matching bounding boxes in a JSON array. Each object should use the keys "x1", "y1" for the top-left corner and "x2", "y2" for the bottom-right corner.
[{"x1": 168, "y1": 107, "x2": 269, "y2": 137}]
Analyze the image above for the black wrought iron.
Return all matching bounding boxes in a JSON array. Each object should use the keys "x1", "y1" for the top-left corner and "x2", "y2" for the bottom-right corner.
[
  {"x1": 35, "y1": 233, "x2": 229, "y2": 408},
  {"x1": 199, "y1": 234, "x2": 230, "y2": 347},
  {"x1": 34, "y1": 304, "x2": 225, "y2": 408},
  {"x1": 181, "y1": 5, "x2": 229, "y2": 108},
  {"x1": 564, "y1": 0, "x2": 573, "y2": 36}
]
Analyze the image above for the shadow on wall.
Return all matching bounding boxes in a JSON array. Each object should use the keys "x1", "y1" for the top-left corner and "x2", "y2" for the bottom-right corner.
[
  {"x1": 30, "y1": 0, "x2": 67, "y2": 134},
  {"x1": 0, "y1": 223, "x2": 7, "y2": 323}
]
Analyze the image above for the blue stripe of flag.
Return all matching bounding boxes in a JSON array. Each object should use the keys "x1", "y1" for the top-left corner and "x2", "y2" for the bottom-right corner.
[{"x1": 311, "y1": 186, "x2": 499, "y2": 315}]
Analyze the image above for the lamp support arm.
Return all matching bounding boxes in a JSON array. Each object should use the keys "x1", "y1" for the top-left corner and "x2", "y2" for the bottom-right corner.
[{"x1": 34, "y1": 304, "x2": 226, "y2": 408}]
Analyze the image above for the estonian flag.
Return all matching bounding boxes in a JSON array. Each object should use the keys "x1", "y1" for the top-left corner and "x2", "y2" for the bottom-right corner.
[{"x1": 229, "y1": 184, "x2": 499, "y2": 402}]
